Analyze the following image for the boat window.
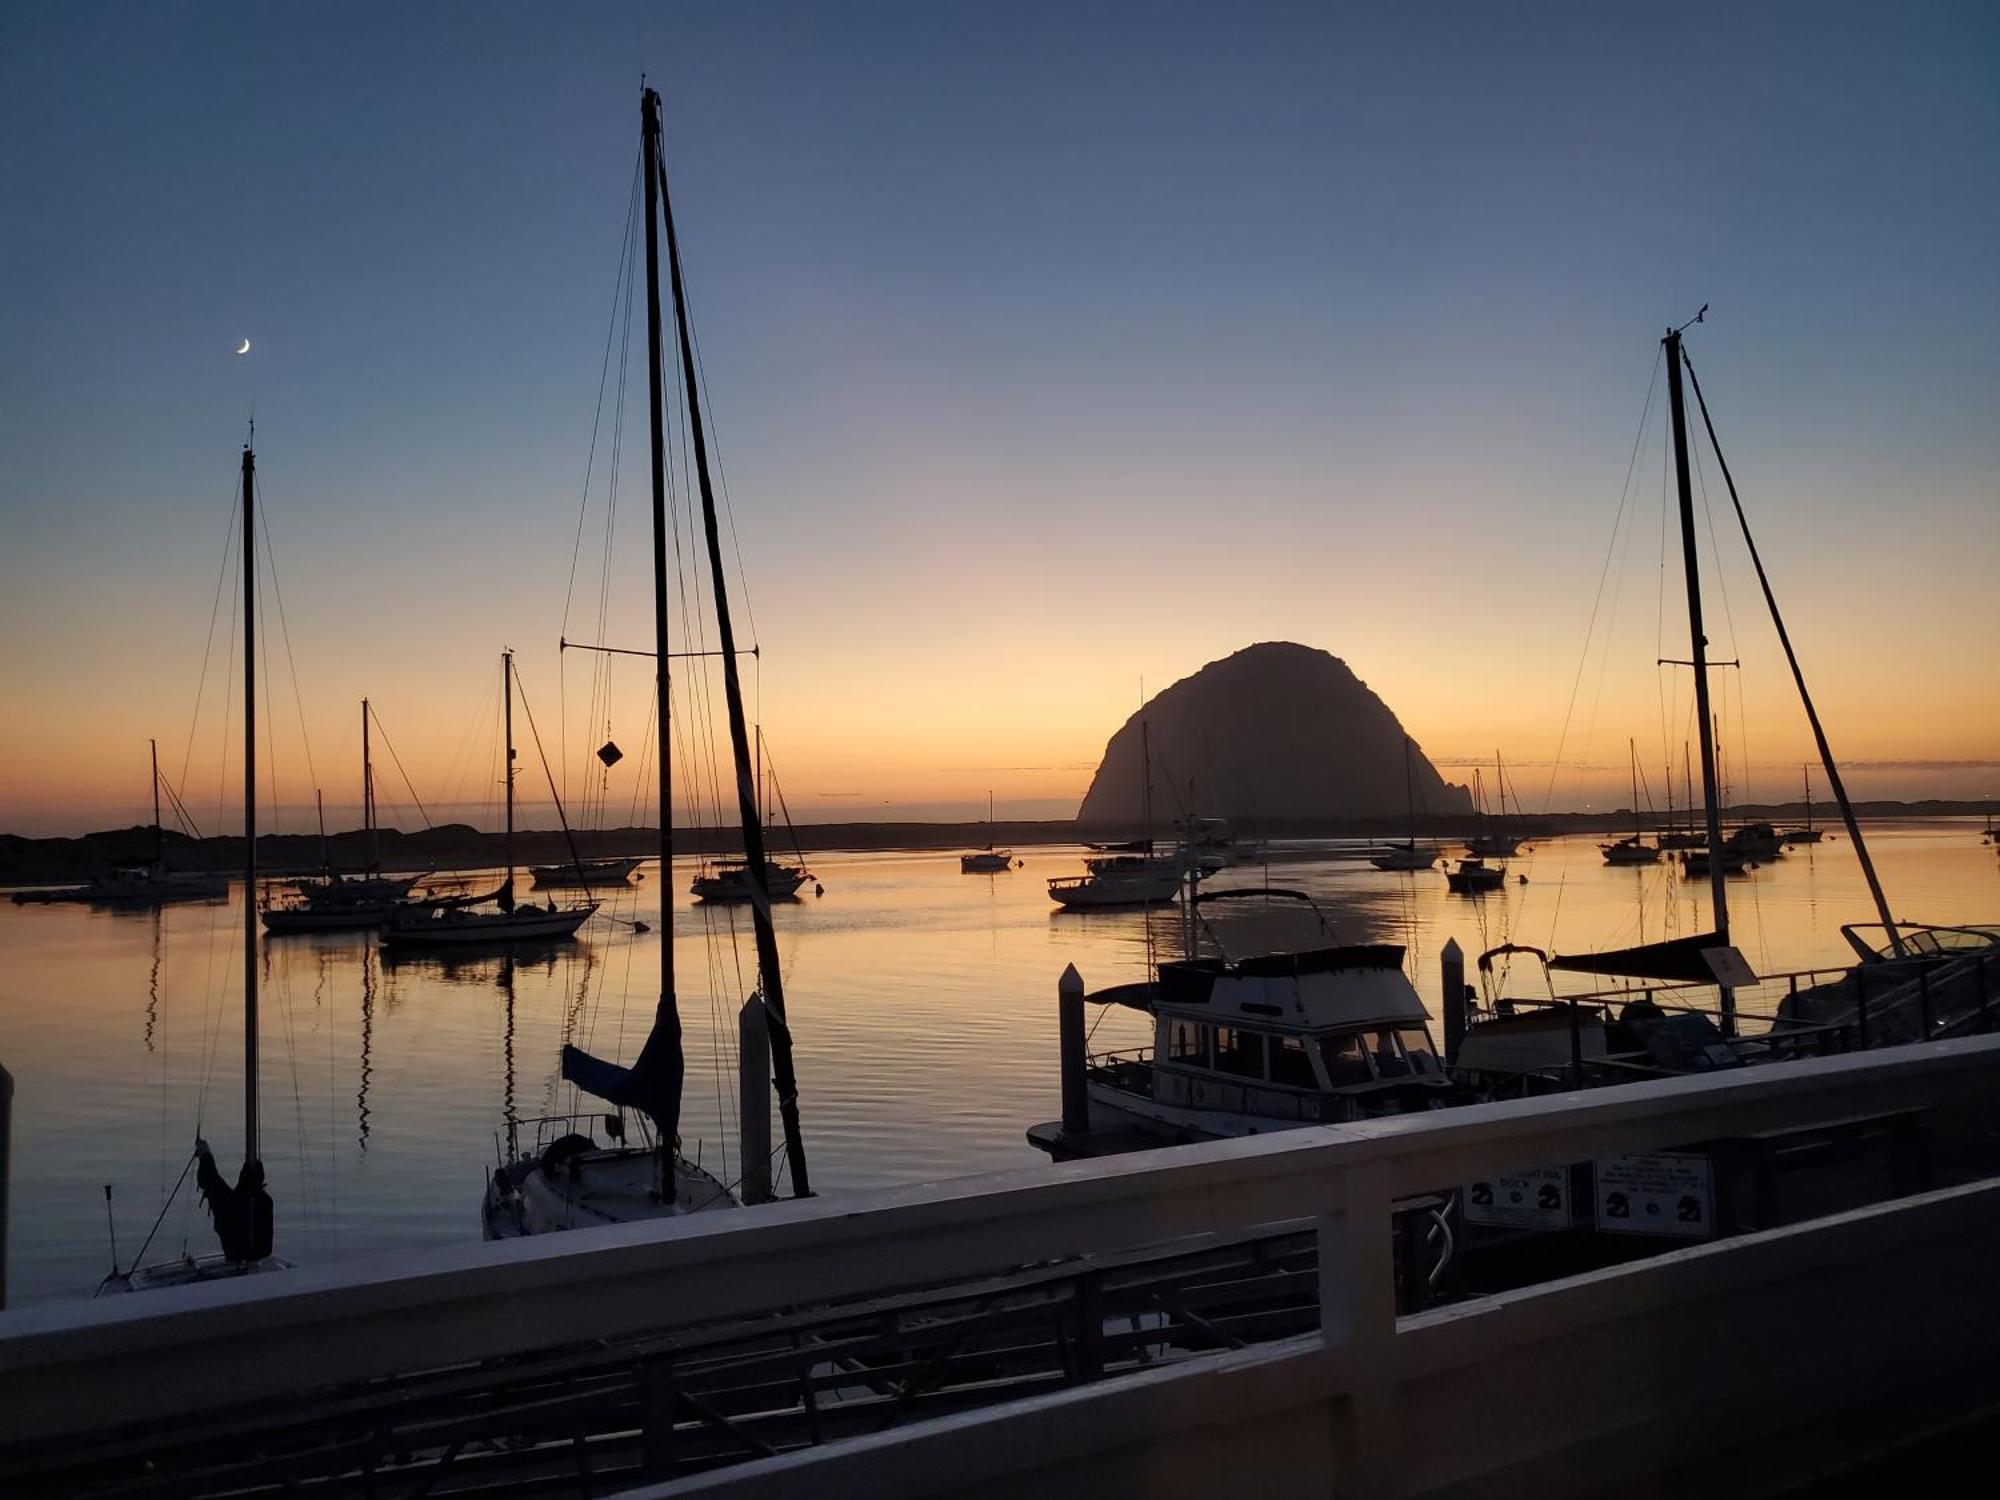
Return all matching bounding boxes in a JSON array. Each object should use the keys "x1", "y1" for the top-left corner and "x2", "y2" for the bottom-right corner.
[
  {"x1": 1369, "y1": 1029, "x2": 1414, "y2": 1078},
  {"x1": 1320, "y1": 1033, "x2": 1373, "y2": 1087},
  {"x1": 1399, "y1": 1026, "x2": 1441, "y2": 1074},
  {"x1": 1269, "y1": 1034, "x2": 1318, "y2": 1089},
  {"x1": 1168, "y1": 1021, "x2": 1207, "y2": 1065},
  {"x1": 1212, "y1": 1027, "x2": 1266, "y2": 1080}
]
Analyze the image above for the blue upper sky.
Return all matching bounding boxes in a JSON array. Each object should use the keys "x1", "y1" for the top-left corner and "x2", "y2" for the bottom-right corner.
[{"x1": 2, "y1": 2, "x2": 1995, "y2": 833}]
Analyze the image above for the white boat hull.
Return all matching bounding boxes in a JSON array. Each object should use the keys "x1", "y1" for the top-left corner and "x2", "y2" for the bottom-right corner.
[{"x1": 382, "y1": 902, "x2": 598, "y2": 947}]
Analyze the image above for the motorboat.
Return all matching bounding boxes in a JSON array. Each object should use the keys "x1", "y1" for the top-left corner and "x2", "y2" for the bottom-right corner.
[
  {"x1": 1028, "y1": 943, "x2": 1460, "y2": 1159},
  {"x1": 1446, "y1": 857, "x2": 1507, "y2": 893}
]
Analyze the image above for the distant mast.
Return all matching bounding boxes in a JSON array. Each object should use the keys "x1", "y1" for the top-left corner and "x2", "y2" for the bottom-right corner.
[{"x1": 150, "y1": 737, "x2": 163, "y2": 873}]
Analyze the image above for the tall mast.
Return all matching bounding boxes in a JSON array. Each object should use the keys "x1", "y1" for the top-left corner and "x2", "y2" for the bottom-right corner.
[
  {"x1": 650, "y1": 87, "x2": 809, "y2": 1195},
  {"x1": 150, "y1": 738, "x2": 164, "y2": 871},
  {"x1": 639, "y1": 87, "x2": 683, "y2": 1177},
  {"x1": 502, "y1": 651, "x2": 515, "y2": 907},
  {"x1": 1629, "y1": 739, "x2": 1642, "y2": 840},
  {"x1": 362, "y1": 698, "x2": 378, "y2": 873},
  {"x1": 1402, "y1": 735, "x2": 1416, "y2": 844},
  {"x1": 1803, "y1": 764, "x2": 1813, "y2": 832},
  {"x1": 1664, "y1": 322, "x2": 1732, "y2": 1023},
  {"x1": 241, "y1": 440, "x2": 260, "y2": 1166}
]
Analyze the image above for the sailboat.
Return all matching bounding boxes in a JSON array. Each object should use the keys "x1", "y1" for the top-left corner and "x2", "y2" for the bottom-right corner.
[
  {"x1": 11, "y1": 741, "x2": 228, "y2": 906},
  {"x1": 1602, "y1": 739, "x2": 1662, "y2": 864},
  {"x1": 101, "y1": 438, "x2": 290, "y2": 1293},
  {"x1": 961, "y1": 791, "x2": 1016, "y2": 873},
  {"x1": 1464, "y1": 752, "x2": 1523, "y2": 857},
  {"x1": 1051, "y1": 721, "x2": 1187, "y2": 908},
  {"x1": 483, "y1": 86, "x2": 812, "y2": 1235},
  {"x1": 263, "y1": 700, "x2": 419, "y2": 932},
  {"x1": 380, "y1": 653, "x2": 599, "y2": 947},
  {"x1": 1369, "y1": 735, "x2": 1437, "y2": 871},
  {"x1": 1782, "y1": 764, "x2": 1825, "y2": 845},
  {"x1": 691, "y1": 728, "x2": 814, "y2": 899}
]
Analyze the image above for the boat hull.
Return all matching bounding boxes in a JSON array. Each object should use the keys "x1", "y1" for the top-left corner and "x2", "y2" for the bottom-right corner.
[
  {"x1": 531, "y1": 857, "x2": 643, "y2": 886},
  {"x1": 381, "y1": 902, "x2": 599, "y2": 947},
  {"x1": 483, "y1": 1146, "x2": 736, "y2": 1238}
]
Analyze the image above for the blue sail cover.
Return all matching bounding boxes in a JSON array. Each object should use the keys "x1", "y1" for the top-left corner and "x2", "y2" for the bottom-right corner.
[{"x1": 561, "y1": 997, "x2": 684, "y2": 1139}]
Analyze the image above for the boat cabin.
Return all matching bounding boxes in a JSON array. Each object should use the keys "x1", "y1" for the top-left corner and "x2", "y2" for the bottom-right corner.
[{"x1": 1063, "y1": 945, "x2": 1455, "y2": 1151}]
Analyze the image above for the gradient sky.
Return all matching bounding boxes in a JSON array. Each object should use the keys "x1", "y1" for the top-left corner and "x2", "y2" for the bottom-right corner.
[{"x1": 2, "y1": 2, "x2": 1995, "y2": 838}]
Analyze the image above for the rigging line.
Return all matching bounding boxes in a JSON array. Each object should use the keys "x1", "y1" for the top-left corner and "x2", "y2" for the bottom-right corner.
[
  {"x1": 254, "y1": 477, "x2": 321, "y2": 798},
  {"x1": 561, "y1": 149, "x2": 644, "y2": 639},
  {"x1": 510, "y1": 663, "x2": 594, "y2": 877},
  {"x1": 367, "y1": 707, "x2": 438, "y2": 830},
  {"x1": 178, "y1": 483, "x2": 242, "y2": 797},
  {"x1": 1538, "y1": 350, "x2": 1662, "y2": 815},
  {"x1": 257, "y1": 527, "x2": 284, "y2": 839},
  {"x1": 1678, "y1": 349, "x2": 1896, "y2": 944}
]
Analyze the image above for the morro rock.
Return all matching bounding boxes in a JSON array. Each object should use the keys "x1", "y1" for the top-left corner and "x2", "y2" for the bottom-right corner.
[{"x1": 1076, "y1": 642, "x2": 1471, "y2": 827}]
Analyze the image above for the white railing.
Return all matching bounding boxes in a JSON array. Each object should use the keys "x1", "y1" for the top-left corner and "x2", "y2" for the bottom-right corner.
[{"x1": 4, "y1": 1035, "x2": 2000, "y2": 1495}]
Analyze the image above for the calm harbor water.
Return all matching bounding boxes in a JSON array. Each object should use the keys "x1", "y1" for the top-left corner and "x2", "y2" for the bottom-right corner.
[{"x1": 2, "y1": 823, "x2": 1994, "y2": 1306}]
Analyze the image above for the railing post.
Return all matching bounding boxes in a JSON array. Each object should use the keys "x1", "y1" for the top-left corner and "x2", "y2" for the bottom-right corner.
[
  {"x1": 0, "y1": 1061, "x2": 10, "y2": 1311},
  {"x1": 1440, "y1": 939, "x2": 1466, "y2": 1066},
  {"x1": 1918, "y1": 966, "x2": 1933, "y2": 1038},
  {"x1": 1059, "y1": 964, "x2": 1089, "y2": 1139},
  {"x1": 1856, "y1": 965, "x2": 1871, "y2": 1051},
  {"x1": 1568, "y1": 999, "x2": 1584, "y2": 1088},
  {"x1": 738, "y1": 997, "x2": 772, "y2": 1206},
  {"x1": 1319, "y1": 1163, "x2": 1398, "y2": 1493}
]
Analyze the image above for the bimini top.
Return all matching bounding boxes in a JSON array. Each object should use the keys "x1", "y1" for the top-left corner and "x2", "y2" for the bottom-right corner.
[{"x1": 1156, "y1": 944, "x2": 1426, "y2": 1031}]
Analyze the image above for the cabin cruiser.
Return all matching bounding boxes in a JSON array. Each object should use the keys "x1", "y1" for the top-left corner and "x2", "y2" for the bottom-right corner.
[
  {"x1": 1048, "y1": 852, "x2": 1187, "y2": 909},
  {"x1": 1600, "y1": 834, "x2": 1661, "y2": 866},
  {"x1": 1028, "y1": 944, "x2": 1460, "y2": 1159},
  {"x1": 1445, "y1": 857, "x2": 1506, "y2": 893}
]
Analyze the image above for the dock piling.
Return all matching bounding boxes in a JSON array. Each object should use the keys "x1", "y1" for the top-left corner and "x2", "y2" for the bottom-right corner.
[
  {"x1": 1059, "y1": 965, "x2": 1088, "y2": 1138},
  {"x1": 1441, "y1": 939, "x2": 1466, "y2": 1066},
  {"x1": 738, "y1": 999, "x2": 771, "y2": 1206}
]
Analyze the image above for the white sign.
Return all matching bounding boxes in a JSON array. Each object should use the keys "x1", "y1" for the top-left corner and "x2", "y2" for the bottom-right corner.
[
  {"x1": 1703, "y1": 945, "x2": 1759, "y2": 988},
  {"x1": 1464, "y1": 1166, "x2": 1572, "y2": 1230},
  {"x1": 1594, "y1": 1151, "x2": 1715, "y2": 1238}
]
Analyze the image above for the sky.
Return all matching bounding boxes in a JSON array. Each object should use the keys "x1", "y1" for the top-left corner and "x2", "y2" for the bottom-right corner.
[{"x1": 1, "y1": 2, "x2": 1995, "y2": 838}]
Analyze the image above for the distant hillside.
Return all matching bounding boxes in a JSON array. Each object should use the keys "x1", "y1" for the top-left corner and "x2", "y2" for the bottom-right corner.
[{"x1": 1076, "y1": 642, "x2": 1474, "y2": 827}]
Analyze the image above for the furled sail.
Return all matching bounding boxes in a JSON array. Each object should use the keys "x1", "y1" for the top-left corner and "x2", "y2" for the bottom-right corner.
[{"x1": 561, "y1": 997, "x2": 684, "y2": 1138}]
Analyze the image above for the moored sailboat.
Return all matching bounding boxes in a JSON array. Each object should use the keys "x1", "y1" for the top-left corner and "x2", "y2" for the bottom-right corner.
[
  {"x1": 102, "y1": 438, "x2": 290, "y2": 1293},
  {"x1": 483, "y1": 86, "x2": 813, "y2": 1236},
  {"x1": 381, "y1": 653, "x2": 599, "y2": 948}
]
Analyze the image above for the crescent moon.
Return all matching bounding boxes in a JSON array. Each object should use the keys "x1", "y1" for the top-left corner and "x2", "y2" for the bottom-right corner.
[{"x1": 235, "y1": 338, "x2": 252, "y2": 355}]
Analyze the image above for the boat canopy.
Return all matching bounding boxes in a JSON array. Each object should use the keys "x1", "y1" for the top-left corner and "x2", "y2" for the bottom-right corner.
[{"x1": 1157, "y1": 944, "x2": 1424, "y2": 1030}]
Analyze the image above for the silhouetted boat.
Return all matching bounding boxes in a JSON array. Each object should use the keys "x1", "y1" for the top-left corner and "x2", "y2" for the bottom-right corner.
[
  {"x1": 1370, "y1": 734, "x2": 1437, "y2": 871},
  {"x1": 13, "y1": 742, "x2": 229, "y2": 907},
  {"x1": 960, "y1": 794, "x2": 1016, "y2": 872},
  {"x1": 691, "y1": 858, "x2": 811, "y2": 902},
  {"x1": 382, "y1": 653, "x2": 598, "y2": 948},
  {"x1": 1445, "y1": 857, "x2": 1506, "y2": 894},
  {"x1": 531, "y1": 855, "x2": 643, "y2": 886},
  {"x1": 1602, "y1": 741, "x2": 1661, "y2": 865},
  {"x1": 1782, "y1": 765, "x2": 1824, "y2": 845},
  {"x1": 1464, "y1": 753, "x2": 1523, "y2": 857},
  {"x1": 103, "y1": 438, "x2": 290, "y2": 1294},
  {"x1": 264, "y1": 702, "x2": 419, "y2": 932},
  {"x1": 484, "y1": 87, "x2": 813, "y2": 1236}
]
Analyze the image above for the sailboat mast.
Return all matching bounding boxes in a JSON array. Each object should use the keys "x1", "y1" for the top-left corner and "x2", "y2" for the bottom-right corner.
[
  {"x1": 1141, "y1": 720, "x2": 1153, "y2": 854},
  {"x1": 241, "y1": 441, "x2": 260, "y2": 1165},
  {"x1": 150, "y1": 738, "x2": 163, "y2": 870},
  {"x1": 1664, "y1": 324, "x2": 1732, "y2": 990},
  {"x1": 640, "y1": 90, "x2": 678, "y2": 1023},
  {"x1": 1630, "y1": 739, "x2": 1641, "y2": 840},
  {"x1": 503, "y1": 651, "x2": 515, "y2": 898},
  {"x1": 362, "y1": 698, "x2": 378, "y2": 872},
  {"x1": 650, "y1": 88, "x2": 810, "y2": 1196}
]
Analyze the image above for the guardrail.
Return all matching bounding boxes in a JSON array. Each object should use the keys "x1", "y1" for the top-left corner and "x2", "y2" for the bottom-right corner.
[{"x1": 4, "y1": 1036, "x2": 2000, "y2": 1494}]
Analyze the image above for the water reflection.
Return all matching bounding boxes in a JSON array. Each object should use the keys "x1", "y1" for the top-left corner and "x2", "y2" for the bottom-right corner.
[{"x1": 0, "y1": 828, "x2": 1994, "y2": 1303}]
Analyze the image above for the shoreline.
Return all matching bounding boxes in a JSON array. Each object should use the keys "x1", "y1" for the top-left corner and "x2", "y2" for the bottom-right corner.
[{"x1": 3, "y1": 801, "x2": 1994, "y2": 886}]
